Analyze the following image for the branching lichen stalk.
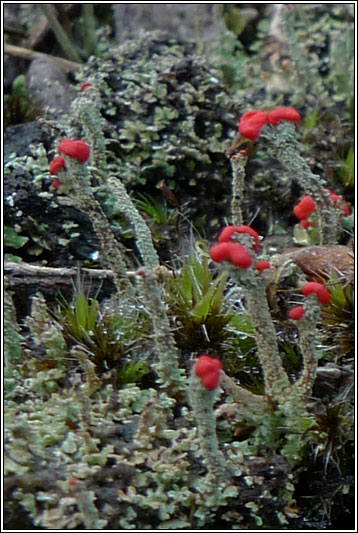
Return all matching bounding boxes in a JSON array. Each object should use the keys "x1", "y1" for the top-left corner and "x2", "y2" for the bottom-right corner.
[
  {"x1": 220, "y1": 371, "x2": 267, "y2": 415},
  {"x1": 229, "y1": 264, "x2": 291, "y2": 400},
  {"x1": 72, "y1": 87, "x2": 108, "y2": 177},
  {"x1": 107, "y1": 176, "x2": 159, "y2": 268}
]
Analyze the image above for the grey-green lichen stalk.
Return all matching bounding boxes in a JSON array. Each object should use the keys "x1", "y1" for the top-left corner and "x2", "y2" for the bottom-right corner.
[
  {"x1": 188, "y1": 370, "x2": 229, "y2": 484},
  {"x1": 107, "y1": 176, "x2": 159, "y2": 268},
  {"x1": 135, "y1": 267, "x2": 185, "y2": 392},
  {"x1": 217, "y1": 232, "x2": 326, "y2": 423},
  {"x1": 261, "y1": 122, "x2": 339, "y2": 245},
  {"x1": 228, "y1": 259, "x2": 291, "y2": 403},
  {"x1": 230, "y1": 152, "x2": 246, "y2": 226},
  {"x1": 59, "y1": 156, "x2": 133, "y2": 293},
  {"x1": 293, "y1": 294, "x2": 322, "y2": 401},
  {"x1": 71, "y1": 83, "x2": 108, "y2": 177}
]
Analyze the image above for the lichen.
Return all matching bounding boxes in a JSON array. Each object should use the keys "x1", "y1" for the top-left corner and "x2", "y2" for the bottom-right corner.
[{"x1": 4, "y1": 16, "x2": 354, "y2": 529}]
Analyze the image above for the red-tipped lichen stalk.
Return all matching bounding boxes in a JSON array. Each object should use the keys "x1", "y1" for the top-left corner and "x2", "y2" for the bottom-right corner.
[{"x1": 189, "y1": 355, "x2": 229, "y2": 483}]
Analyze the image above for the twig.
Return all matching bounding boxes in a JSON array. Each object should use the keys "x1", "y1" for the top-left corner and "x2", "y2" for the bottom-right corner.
[
  {"x1": 38, "y1": 4, "x2": 82, "y2": 64},
  {"x1": 4, "y1": 261, "x2": 115, "y2": 288},
  {"x1": 4, "y1": 42, "x2": 81, "y2": 72}
]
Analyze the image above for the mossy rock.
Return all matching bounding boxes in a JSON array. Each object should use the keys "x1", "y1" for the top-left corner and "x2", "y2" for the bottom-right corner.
[
  {"x1": 5, "y1": 32, "x2": 241, "y2": 269},
  {"x1": 78, "y1": 31, "x2": 240, "y2": 226}
]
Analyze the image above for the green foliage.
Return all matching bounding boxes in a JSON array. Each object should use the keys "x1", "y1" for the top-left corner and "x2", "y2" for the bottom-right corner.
[
  {"x1": 135, "y1": 193, "x2": 169, "y2": 226},
  {"x1": 4, "y1": 75, "x2": 39, "y2": 126},
  {"x1": 119, "y1": 361, "x2": 150, "y2": 386},
  {"x1": 61, "y1": 290, "x2": 98, "y2": 343},
  {"x1": 326, "y1": 272, "x2": 353, "y2": 310},
  {"x1": 135, "y1": 192, "x2": 197, "y2": 253},
  {"x1": 303, "y1": 109, "x2": 319, "y2": 132},
  {"x1": 309, "y1": 401, "x2": 354, "y2": 471},
  {"x1": 222, "y1": 313, "x2": 260, "y2": 387},
  {"x1": 211, "y1": 8, "x2": 253, "y2": 91},
  {"x1": 337, "y1": 147, "x2": 354, "y2": 188},
  {"x1": 4, "y1": 226, "x2": 29, "y2": 262},
  {"x1": 4, "y1": 226, "x2": 29, "y2": 249},
  {"x1": 223, "y1": 5, "x2": 250, "y2": 36},
  {"x1": 56, "y1": 288, "x2": 149, "y2": 387},
  {"x1": 321, "y1": 271, "x2": 354, "y2": 358},
  {"x1": 280, "y1": 342, "x2": 301, "y2": 373},
  {"x1": 227, "y1": 313, "x2": 256, "y2": 356},
  {"x1": 164, "y1": 253, "x2": 232, "y2": 351}
]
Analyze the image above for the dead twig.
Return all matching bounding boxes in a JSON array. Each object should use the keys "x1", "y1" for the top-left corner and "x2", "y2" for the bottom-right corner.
[
  {"x1": 4, "y1": 42, "x2": 81, "y2": 72},
  {"x1": 4, "y1": 261, "x2": 115, "y2": 289}
]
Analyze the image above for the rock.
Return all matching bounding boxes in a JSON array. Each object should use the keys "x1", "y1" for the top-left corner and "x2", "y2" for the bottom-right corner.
[
  {"x1": 26, "y1": 57, "x2": 77, "y2": 118},
  {"x1": 113, "y1": 4, "x2": 217, "y2": 44}
]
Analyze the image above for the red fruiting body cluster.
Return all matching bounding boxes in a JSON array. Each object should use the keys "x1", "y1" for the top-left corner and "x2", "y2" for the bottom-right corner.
[
  {"x1": 289, "y1": 306, "x2": 305, "y2": 320},
  {"x1": 210, "y1": 224, "x2": 263, "y2": 269},
  {"x1": 238, "y1": 107, "x2": 301, "y2": 141},
  {"x1": 48, "y1": 139, "x2": 90, "y2": 186},
  {"x1": 293, "y1": 191, "x2": 350, "y2": 227},
  {"x1": 58, "y1": 139, "x2": 90, "y2": 163},
  {"x1": 218, "y1": 224, "x2": 260, "y2": 253},
  {"x1": 210, "y1": 242, "x2": 252, "y2": 268},
  {"x1": 209, "y1": 242, "x2": 231, "y2": 263},
  {"x1": 256, "y1": 259, "x2": 271, "y2": 271},
  {"x1": 301, "y1": 281, "x2": 331, "y2": 305},
  {"x1": 194, "y1": 354, "x2": 222, "y2": 390},
  {"x1": 288, "y1": 282, "x2": 330, "y2": 320},
  {"x1": 239, "y1": 110, "x2": 269, "y2": 140},
  {"x1": 293, "y1": 195, "x2": 316, "y2": 221},
  {"x1": 49, "y1": 156, "x2": 66, "y2": 175},
  {"x1": 267, "y1": 107, "x2": 301, "y2": 126},
  {"x1": 51, "y1": 179, "x2": 62, "y2": 189},
  {"x1": 299, "y1": 219, "x2": 311, "y2": 229},
  {"x1": 80, "y1": 82, "x2": 92, "y2": 91},
  {"x1": 327, "y1": 189, "x2": 350, "y2": 217},
  {"x1": 228, "y1": 243, "x2": 253, "y2": 268}
]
